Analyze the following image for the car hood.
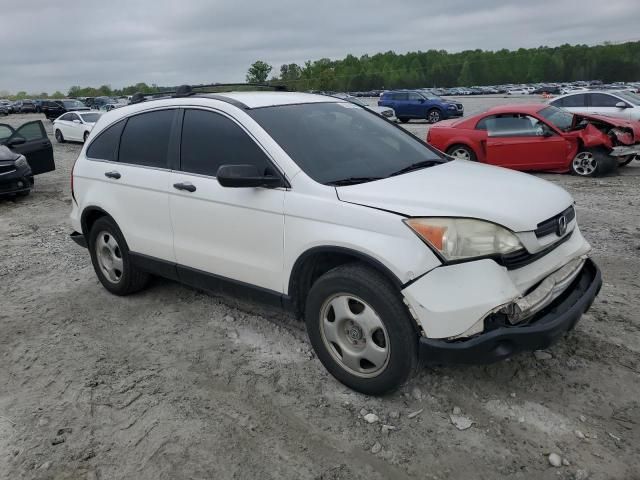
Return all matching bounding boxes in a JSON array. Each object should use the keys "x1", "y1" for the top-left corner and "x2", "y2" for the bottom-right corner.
[
  {"x1": 0, "y1": 145, "x2": 20, "y2": 162},
  {"x1": 335, "y1": 160, "x2": 573, "y2": 232}
]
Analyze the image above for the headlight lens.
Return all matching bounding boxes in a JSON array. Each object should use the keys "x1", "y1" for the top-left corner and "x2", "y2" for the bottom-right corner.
[
  {"x1": 14, "y1": 156, "x2": 29, "y2": 170},
  {"x1": 404, "y1": 217, "x2": 523, "y2": 261}
]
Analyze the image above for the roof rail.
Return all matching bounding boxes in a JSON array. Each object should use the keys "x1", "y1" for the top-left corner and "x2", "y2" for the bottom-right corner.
[{"x1": 129, "y1": 83, "x2": 288, "y2": 104}]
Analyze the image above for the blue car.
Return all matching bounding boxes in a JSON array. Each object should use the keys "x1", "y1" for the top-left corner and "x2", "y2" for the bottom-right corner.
[{"x1": 378, "y1": 90, "x2": 464, "y2": 123}]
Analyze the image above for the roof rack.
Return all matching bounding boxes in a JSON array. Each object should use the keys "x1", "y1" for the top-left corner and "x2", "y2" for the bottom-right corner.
[{"x1": 129, "y1": 83, "x2": 288, "y2": 104}]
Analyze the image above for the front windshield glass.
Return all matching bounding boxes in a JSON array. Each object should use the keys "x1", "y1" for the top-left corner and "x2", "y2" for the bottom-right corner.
[
  {"x1": 538, "y1": 106, "x2": 574, "y2": 131},
  {"x1": 249, "y1": 102, "x2": 444, "y2": 185},
  {"x1": 615, "y1": 91, "x2": 640, "y2": 106},
  {"x1": 63, "y1": 100, "x2": 85, "y2": 109},
  {"x1": 80, "y1": 113, "x2": 101, "y2": 123}
]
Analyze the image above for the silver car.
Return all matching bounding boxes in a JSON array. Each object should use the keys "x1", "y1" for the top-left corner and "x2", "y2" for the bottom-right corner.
[{"x1": 549, "y1": 90, "x2": 640, "y2": 122}]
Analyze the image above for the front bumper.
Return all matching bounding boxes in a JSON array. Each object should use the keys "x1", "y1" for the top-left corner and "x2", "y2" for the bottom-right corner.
[
  {"x1": 419, "y1": 258, "x2": 601, "y2": 364},
  {"x1": 0, "y1": 173, "x2": 33, "y2": 196}
]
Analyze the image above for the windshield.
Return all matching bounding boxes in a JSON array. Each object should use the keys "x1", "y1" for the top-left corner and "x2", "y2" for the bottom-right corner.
[
  {"x1": 80, "y1": 113, "x2": 101, "y2": 123},
  {"x1": 614, "y1": 91, "x2": 640, "y2": 106},
  {"x1": 63, "y1": 100, "x2": 86, "y2": 109},
  {"x1": 538, "y1": 106, "x2": 574, "y2": 131},
  {"x1": 248, "y1": 102, "x2": 444, "y2": 185}
]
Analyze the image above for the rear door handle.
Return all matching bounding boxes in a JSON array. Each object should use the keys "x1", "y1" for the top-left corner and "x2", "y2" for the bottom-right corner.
[
  {"x1": 104, "y1": 171, "x2": 121, "y2": 179},
  {"x1": 173, "y1": 182, "x2": 196, "y2": 192}
]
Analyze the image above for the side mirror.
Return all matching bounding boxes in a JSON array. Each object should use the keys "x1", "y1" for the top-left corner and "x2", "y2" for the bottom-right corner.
[
  {"x1": 7, "y1": 137, "x2": 26, "y2": 146},
  {"x1": 542, "y1": 125, "x2": 554, "y2": 137},
  {"x1": 419, "y1": 98, "x2": 425, "y2": 103},
  {"x1": 615, "y1": 101, "x2": 628, "y2": 109},
  {"x1": 216, "y1": 164, "x2": 284, "y2": 188}
]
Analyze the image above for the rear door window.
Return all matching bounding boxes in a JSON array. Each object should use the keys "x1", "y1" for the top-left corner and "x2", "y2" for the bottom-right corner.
[
  {"x1": 180, "y1": 109, "x2": 270, "y2": 176},
  {"x1": 118, "y1": 109, "x2": 175, "y2": 168},
  {"x1": 86, "y1": 119, "x2": 125, "y2": 161},
  {"x1": 561, "y1": 94, "x2": 587, "y2": 108},
  {"x1": 392, "y1": 93, "x2": 408, "y2": 101}
]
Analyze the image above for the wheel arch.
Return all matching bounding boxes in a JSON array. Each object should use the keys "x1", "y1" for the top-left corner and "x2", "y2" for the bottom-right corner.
[
  {"x1": 287, "y1": 246, "x2": 404, "y2": 318},
  {"x1": 80, "y1": 206, "x2": 112, "y2": 237}
]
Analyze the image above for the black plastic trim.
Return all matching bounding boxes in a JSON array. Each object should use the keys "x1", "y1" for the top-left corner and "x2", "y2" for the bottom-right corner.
[
  {"x1": 70, "y1": 231, "x2": 87, "y2": 248},
  {"x1": 288, "y1": 246, "x2": 404, "y2": 293},
  {"x1": 128, "y1": 252, "x2": 290, "y2": 309},
  {"x1": 418, "y1": 258, "x2": 602, "y2": 365}
]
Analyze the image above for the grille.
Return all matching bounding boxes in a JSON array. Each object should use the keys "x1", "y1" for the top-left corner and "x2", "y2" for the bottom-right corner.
[
  {"x1": 501, "y1": 231, "x2": 574, "y2": 270},
  {"x1": 0, "y1": 164, "x2": 16, "y2": 175},
  {"x1": 534, "y1": 206, "x2": 575, "y2": 238}
]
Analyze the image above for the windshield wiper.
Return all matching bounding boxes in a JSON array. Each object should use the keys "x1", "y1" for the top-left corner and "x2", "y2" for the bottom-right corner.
[
  {"x1": 389, "y1": 159, "x2": 443, "y2": 177},
  {"x1": 326, "y1": 176, "x2": 383, "y2": 186}
]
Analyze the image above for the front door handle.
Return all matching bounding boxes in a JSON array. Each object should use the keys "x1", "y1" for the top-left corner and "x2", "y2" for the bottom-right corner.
[
  {"x1": 173, "y1": 182, "x2": 196, "y2": 192},
  {"x1": 104, "y1": 171, "x2": 121, "y2": 179}
]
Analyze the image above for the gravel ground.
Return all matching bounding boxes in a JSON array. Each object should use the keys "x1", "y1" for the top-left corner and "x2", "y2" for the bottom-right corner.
[{"x1": 1, "y1": 99, "x2": 639, "y2": 480}]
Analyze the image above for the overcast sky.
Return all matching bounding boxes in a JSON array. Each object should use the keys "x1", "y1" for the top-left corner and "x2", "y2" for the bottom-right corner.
[{"x1": 1, "y1": 0, "x2": 638, "y2": 94}]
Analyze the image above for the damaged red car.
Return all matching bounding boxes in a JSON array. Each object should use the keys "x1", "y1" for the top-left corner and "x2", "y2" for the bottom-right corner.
[{"x1": 427, "y1": 104, "x2": 640, "y2": 177}]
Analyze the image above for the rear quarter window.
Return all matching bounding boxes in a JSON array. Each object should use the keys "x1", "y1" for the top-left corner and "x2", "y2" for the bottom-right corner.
[{"x1": 86, "y1": 119, "x2": 125, "y2": 161}]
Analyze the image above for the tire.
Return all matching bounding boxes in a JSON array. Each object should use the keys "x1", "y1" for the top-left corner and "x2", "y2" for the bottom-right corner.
[
  {"x1": 427, "y1": 108, "x2": 441, "y2": 123},
  {"x1": 398, "y1": 117, "x2": 409, "y2": 123},
  {"x1": 304, "y1": 263, "x2": 419, "y2": 395},
  {"x1": 55, "y1": 129, "x2": 65, "y2": 143},
  {"x1": 88, "y1": 216, "x2": 150, "y2": 295},
  {"x1": 83, "y1": 131, "x2": 90, "y2": 143},
  {"x1": 570, "y1": 148, "x2": 616, "y2": 177},
  {"x1": 446, "y1": 144, "x2": 477, "y2": 162}
]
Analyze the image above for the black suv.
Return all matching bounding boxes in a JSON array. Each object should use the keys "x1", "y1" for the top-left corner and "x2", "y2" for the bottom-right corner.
[
  {"x1": 15, "y1": 100, "x2": 37, "y2": 113},
  {"x1": 42, "y1": 99, "x2": 90, "y2": 120}
]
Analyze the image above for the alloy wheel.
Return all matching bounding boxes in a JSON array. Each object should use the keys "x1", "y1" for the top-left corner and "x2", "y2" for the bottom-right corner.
[
  {"x1": 572, "y1": 151, "x2": 597, "y2": 176},
  {"x1": 450, "y1": 147, "x2": 471, "y2": 161}
]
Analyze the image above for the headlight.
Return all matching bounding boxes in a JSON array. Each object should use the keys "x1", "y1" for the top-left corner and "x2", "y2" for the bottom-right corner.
[
  {"x1": 14, "y1": 156, "x2": 29, "y2": 170},
  {"x1": 448, "y1": 104, "x2": 457, "y2": 109},
  {"x1": 404, "y1": 217, "x2": 523, "y2": 261}
]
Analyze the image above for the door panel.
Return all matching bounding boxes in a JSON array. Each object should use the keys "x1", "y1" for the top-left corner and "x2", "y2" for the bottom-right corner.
[
  {"x1": 169, "y1": 174, "x2": 285, "y2": 292},
  {"x1": 4, "y1": 121, "x2": 55, "y2": 175},
  {"x1": 486, "y1": 136, "x2": 567, "y2": 170}
]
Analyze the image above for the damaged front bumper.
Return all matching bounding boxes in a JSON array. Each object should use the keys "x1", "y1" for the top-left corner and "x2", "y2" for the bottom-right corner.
[
  {"x1": 418, "y1": 259, "x2": 601, "y2": 364},
  {"x1": 610, "y1": 144, "x2": 640, "y2": 157}
]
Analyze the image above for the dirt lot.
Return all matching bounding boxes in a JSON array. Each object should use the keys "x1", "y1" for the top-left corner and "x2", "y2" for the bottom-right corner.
[{"x1": 1, "y1": 99, "x2": 639, "y2": 480}]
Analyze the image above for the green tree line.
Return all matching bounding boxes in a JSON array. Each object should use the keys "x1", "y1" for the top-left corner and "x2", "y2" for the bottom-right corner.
[
  {"x1": 270, "y1": 40, "x2": 640, "y2": 91},
  {"x1": 3, "y1": 40, "x2": 638, "y2": 99}
]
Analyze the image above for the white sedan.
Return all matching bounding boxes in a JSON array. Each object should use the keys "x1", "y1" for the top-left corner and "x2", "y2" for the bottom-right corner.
[{"x1": 53, "y1": 111, "x2": 102, "y2": 143}]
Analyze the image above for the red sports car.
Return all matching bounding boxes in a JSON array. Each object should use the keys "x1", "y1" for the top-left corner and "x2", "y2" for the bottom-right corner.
[{"x1": 427, "y1": 104, "x2": 640, "y2": 177}]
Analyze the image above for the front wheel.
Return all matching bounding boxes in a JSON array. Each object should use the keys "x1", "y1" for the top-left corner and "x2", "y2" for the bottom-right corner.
[
  {"x1": 427, "y1": 108, "x2": 441, "y2": 123},
  {"x1": 398, "y1": 117, "x2": 409, "y2": 123},
  {"x1": 304, "y1": 263, "x2": 418, "y2": 395},
  {"x1": 55, "y1": 129, "x2": 65, "y2": 143},
  {"x1": 571, "y1": 149, "x2": 615, "y2": 177},
  {"x1": 83, "y1": 131, "x2": 90, "y2": 143}
]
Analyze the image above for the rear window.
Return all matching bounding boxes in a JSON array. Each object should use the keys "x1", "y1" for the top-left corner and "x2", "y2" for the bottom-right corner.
[{"x1": 86, "y1": 120, "x2": 125, "y2": 161}]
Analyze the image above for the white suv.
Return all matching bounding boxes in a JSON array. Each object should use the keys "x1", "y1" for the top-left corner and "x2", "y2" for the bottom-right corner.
[{"x1": 70, "y1": 86, "x2": 602, "y2": 395}]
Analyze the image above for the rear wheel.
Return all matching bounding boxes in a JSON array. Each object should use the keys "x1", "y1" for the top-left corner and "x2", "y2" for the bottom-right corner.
[
  {"x1": 304, "y1": 263, "x2": 418, "y2": 395},
  {"x1": 570, "y1": 149, "x2": 615, "y2": 177},
  {"x1": 427, "y1": 108, "x2": 441, "y2": 123},
  {"x1": 88, "y1": 217, "x2": 150, "y2": 295},
  {"x1": 446, "y1": 144, "x2": 477, "y2": 162},
  {"x1": 55, "y1": 129, "x2": 64, "y2": 143}
]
